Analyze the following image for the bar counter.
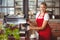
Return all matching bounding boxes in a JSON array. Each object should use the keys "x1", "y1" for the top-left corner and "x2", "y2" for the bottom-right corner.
[{"x1": 24, "y1": 19, "x2": 60, "y2": 40}]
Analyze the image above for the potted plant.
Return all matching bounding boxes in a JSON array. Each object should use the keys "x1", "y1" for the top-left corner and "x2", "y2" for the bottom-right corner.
[{"x1": 5, "y1": 24, "x2": 20, "y2": 40}]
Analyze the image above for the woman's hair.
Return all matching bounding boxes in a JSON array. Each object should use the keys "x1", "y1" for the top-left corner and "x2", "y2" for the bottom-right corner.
[{"x1": 41, "y1": 2, "x2": 47, "y2": 7}]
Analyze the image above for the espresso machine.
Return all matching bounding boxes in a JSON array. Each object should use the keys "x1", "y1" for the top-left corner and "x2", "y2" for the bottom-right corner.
[
  {"x1": 5, "y1": 15, "x2": 27, "y2": 40},
  {"x1": 5, "y1": 15, "x2": 39, "y2": 40}
]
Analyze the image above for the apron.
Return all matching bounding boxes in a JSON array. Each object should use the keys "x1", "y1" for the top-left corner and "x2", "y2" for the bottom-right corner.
[{"x1": 36, "y1": 13, "x2": 51, "y2": 40}]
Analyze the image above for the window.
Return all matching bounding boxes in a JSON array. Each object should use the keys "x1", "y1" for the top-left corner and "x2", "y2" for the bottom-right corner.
[
  {"x1": 1, "y1": 0, "x2": 14, "y2": 6},
  {"x1": 28, "y1": 0, "x2": 37, "y2": 19},
  {"x1": 0, "y1": 0, "x2": 14, "y2": 18},
  {"x1": 15, "y1": 0, "x2": 23, "y2": 16},
  {"x1": 28, "y1": 0, "x2": 60, "y2": 19}
]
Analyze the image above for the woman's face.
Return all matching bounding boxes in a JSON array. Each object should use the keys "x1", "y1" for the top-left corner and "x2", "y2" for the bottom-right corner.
[{"x1": 40, "y1": 4, "x2": 46, "y2": 12}]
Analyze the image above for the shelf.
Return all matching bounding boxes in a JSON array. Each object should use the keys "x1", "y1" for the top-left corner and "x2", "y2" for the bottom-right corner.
[
  {"x1": 15, "y1": 0, "x2": 23, "y2": 16},
  {"x1": 15, "y1": 0, "x2": 23, "y2": 2},
  {"x1": 15, "y1": 6, "x2": 23, "y2": 8}
]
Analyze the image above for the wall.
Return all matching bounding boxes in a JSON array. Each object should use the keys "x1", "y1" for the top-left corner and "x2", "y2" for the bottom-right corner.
[{"x1": 49, "y1": 20, "x2": 60, "y2": 40}]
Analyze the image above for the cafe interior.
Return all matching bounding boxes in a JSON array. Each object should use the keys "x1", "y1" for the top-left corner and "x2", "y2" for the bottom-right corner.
[{"x1": 0, "y1": 0, "x2": 60, "y2": 40}]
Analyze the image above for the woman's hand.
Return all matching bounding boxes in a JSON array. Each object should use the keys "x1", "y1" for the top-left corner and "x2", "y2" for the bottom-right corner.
[
  {"x1": 29, "y1": 25, "x2": 34, "y2": 30},
  {"x1": 27, "y1": 21, "x2": 33, "y2": 26},
  {"x1": 27, "y1": 25, "x2": 34, "y2": 30},
  {"x1": 27, "y1": 25, "x2": 32, "y2": 30}
]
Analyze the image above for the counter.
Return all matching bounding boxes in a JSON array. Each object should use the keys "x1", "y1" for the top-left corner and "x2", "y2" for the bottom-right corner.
[
  {"x1": 30, "y1": 19, "x2": 60, "y2": 22},
  {"x1": 49, "y1": 19, "x2": 60, "y2": 22},
  {"x1": 29, "y1": 19, "x2": 60, "y2": 40}
]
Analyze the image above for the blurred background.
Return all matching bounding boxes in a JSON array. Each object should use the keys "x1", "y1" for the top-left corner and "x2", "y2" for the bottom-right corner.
[
  {"x1": 0, "y1": 0, "x2": 60, "y2": 19},
  {"x1": 0, "y1": 0, "x2": 60, "y2": 40}
]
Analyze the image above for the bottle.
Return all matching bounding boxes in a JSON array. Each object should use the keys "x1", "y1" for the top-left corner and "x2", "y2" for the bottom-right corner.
[{"x1": 52, "y1": 15, "x2": 55, "y2": 19}]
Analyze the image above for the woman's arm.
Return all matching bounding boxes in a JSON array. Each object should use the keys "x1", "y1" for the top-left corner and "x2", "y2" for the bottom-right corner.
[
  {"x1": 29, "y1": 20, "x2": 48, "y2": 30},
  {"x1": 27, "y1": 19, "x2": 37, "y2": 26},
  {"x1": 30, "y1": 21, "x2": 37, "y2": 26},
  {"x1": 29, "y1": 13, "x2": 49, "y2": 30}
]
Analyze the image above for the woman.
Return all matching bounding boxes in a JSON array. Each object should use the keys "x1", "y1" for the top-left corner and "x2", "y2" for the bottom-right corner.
[{"x1": 27, "y1": 2, "x2": 51, "y2": 40}]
